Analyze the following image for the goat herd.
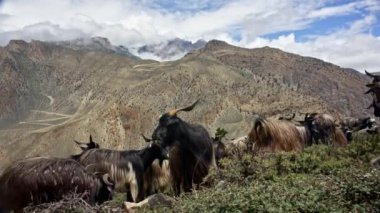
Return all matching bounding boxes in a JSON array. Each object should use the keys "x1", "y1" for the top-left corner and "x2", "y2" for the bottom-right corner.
[{"x1": 0, "y1": 71, "x2": 379, "y2": 212}]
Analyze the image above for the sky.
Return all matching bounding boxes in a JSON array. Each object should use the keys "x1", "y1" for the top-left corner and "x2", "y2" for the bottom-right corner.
[{"x1": 0, "y1": 0, "x2": 379, "y2": 72}]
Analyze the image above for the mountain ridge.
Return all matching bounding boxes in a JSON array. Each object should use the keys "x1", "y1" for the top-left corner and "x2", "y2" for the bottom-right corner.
[{"x1": 135, "y1": 38, "x2": 207, "y2": 61}]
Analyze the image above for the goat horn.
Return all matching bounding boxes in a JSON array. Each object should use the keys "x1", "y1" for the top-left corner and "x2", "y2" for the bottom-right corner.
[
  {"x1": 254, "y1": 117, "x2": 264, "y2": 130},
  {"x1": 73, "y1": 140, "x2": 85, "y2": 145},
  {"x1": 168, "y1": 99, "x2": 200, "y2": 117},
  {"x1": 365, "y1": 70, "x2": 377, "y2": 78},
  {"x1": 102, "y1": 174, "x2": 114, "y2": 186},
  {"x1": 366, "y1": 83, "x2": 379, "y2": 87},
  {"x1": 365, "y1": 89, "x2": 373, "y2": 94},
  {"x1": 141, "y1": 134, "x2": 153, "y2": 142}
]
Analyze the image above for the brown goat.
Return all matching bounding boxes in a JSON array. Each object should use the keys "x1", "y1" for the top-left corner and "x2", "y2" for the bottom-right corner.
[
  {"x1": 306, "y1": 113, "x2": 347, "y2": 147},
  {"x1": 213, "y1": 136, "x2": 251, "y2": 160},
  {"x1": 248, "y1": 117, "x2": 306, "y2": 154},
  {"x1": 0, "y1": 157, "x2": 114, "y2": 213}
]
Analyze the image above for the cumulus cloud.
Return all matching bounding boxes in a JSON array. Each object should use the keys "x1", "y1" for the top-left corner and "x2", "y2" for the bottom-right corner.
[
  {"x1": 233, "y1": 15, "x2": 380, "y2": 72},
  {"x1": 0, "y1": 0, "x2": 379, "y2": 71},
  {"x1": 307, "y1": 2, "x2": 361, "y2": 19}
]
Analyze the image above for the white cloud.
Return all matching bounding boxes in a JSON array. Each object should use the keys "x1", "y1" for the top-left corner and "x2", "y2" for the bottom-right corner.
[
  {"x1": 0, "y1": 0, "x2": 379, "y2": 71},
  {"x1": 0, "y1": 22, "x2": 88, "y2": 44},
  {"x1": 234, "y1": 15, "x2": 380, "y2": 72},
  {"x1": 140, "y1": 0, "x2": 230, "y2": 12},
  {"x1": 307, "y1": 2, "x2": 360, "y2": 19},
  {"x1": 1, "y1": 0, "x2": 370, "y2": 45}
]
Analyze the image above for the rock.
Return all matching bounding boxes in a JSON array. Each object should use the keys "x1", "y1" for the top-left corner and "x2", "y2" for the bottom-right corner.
[
  {"x1": 124, "y1": 193, "x2": 175, "y2": 213},
  {"x1": 371, "y1": 156, "x2": 380, "y2": 169},
  {"x1": 215, "y1": 180, "x2": 226, "y2": 191}
]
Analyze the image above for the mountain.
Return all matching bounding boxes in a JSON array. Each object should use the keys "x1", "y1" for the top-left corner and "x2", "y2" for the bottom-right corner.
[
  {"x1": 0, "y1": 39, "x2": 372, "y2": 168},
  {"x1": 135, "y1": 38, "x2": 206, "y2": 61},
  {"x1": 53, "y1": 37, "x2": 139, "y2": 59}
]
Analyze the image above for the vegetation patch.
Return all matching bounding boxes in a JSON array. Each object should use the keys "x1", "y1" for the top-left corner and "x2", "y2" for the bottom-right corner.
[{"x1": 173, "y1": 134, "x2": 380, "y2": 212}]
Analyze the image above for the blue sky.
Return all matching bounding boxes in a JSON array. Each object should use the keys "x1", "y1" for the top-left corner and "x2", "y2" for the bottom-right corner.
[{"x1": 0, "y1": 0, "x2": 379, "y2": 71}]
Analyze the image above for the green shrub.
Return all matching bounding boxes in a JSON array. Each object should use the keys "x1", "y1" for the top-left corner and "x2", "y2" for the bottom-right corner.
[{"x1": 174, "y1": 136, "x2": 380, "y2": 212}]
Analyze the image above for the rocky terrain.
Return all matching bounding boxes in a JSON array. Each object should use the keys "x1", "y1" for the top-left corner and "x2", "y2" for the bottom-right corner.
[{"x1": 0, "y1": 38, "x2": 372, "y2": 168}]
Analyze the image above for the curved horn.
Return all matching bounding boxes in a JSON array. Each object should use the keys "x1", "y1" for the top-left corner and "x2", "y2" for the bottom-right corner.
[
  {"x1": 367, "y1": 103, "x2": 374, "y2": 109},
  {"x1": 254, "y1": 117, "x2": 264, "y2": 130},
  {"x1": 304, "y1": 113, "x2": 317, "y2": 122},
  {"x1": 307, "y1": 113, "x2": 318, "y2": 120},
  {"x1": 73, "y1": 140, "x2": 85, "y2": 145},
  {"x1": 365, "y1": 88, "x2": 373, "y2": 94},
  {"x1": 102, "y1": 173, "x2": 114, "y2": 186},
  {"x1": 168, "y1": 99, "x2": 200, "y2": 117},
  {"x1": 141, "y1": 134, "x2": 153, "y2": 142},
  {"x1": 365, "y1": 70, "x2": 376, "y2": 78},
  {"x1": 366, "y1": 83, "x2": 379, "y2": 87},
  {"x1": 310, "y1": 113, "x2": 318, "y2": 117},
  {"x1": 294, "y1": 120, "x2": 305, "y2": 124}
]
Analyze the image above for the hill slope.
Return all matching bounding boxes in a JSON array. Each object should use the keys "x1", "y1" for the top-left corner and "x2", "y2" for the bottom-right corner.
[{"x1": 0, "y1": 39, "x2": 372, "y2": 167}]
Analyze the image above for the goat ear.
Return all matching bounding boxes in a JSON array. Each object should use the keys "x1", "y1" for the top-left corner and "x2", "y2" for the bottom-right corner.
[
  {"x1": 79, "y1": 145, "x2": 88, "y2": 151},
  {"x1": 74, "y1": 140, "x2": 87, "y2": 150}
]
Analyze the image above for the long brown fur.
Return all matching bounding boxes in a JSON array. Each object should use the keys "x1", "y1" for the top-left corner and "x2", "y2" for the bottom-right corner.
[
  {"x1": 333, "y1": 128, "x2": 348, "y2": 147},
  {"x1": 248, "y1": 118, "x2": 306, "y2": 154},
  {"x1": 143, "y1": 159, "x2": 171, "y2": 195},
  {"x1": 310, "y1": 113, "x2": 347, "y2": 147},
  {"x1": 0, "y1": 157, "x2": 112, "y2": 212}
]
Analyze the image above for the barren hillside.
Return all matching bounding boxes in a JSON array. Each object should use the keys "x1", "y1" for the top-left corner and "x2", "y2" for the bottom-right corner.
[{"x1": 0, "y1": 39, "x2": 372, "y2": 168}]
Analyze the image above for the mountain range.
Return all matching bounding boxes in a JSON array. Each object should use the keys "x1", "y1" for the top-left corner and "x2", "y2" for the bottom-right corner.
[
  {"x1": 0, "y1": 38, "x2": 372, "y2": 168},
  {"x1": 134, "y1": 38, "x2": 206, "y2": 61}
]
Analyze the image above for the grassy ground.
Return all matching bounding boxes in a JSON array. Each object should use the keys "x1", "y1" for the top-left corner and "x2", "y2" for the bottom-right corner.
[{"x1": 25, "y1": 134, "x2": 380, "y2": 212}]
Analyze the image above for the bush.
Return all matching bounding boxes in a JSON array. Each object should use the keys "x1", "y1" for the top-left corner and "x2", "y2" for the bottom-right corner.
[{"x1": 174, "y1": 135, "x2": 380, "y2": 212}]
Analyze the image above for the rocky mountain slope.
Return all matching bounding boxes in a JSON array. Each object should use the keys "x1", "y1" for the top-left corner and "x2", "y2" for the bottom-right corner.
[
  {"x1": 54, "y1": 37, "x2": 139, "y2": 59},
  {"x1": 0, "y1": 39, "x2": 372, "y2": 168}
]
